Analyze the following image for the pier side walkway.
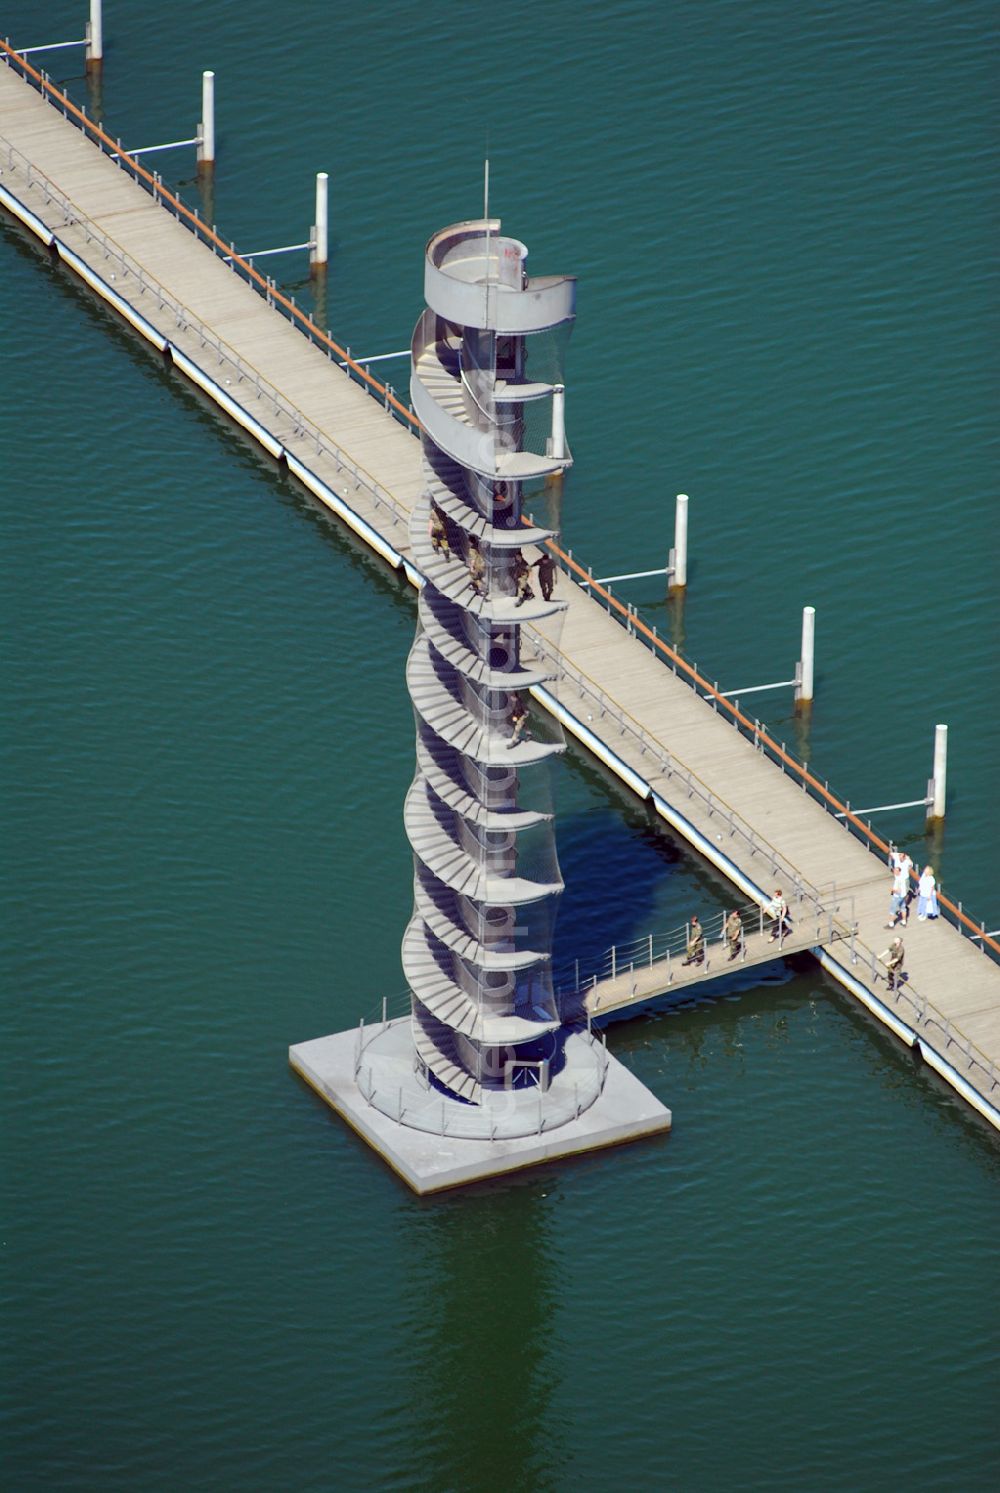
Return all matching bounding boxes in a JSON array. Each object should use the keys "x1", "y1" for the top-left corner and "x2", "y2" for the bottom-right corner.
[
  {"x1": 585, "y1": 915, "x2": 845, "y2": 1019},
  {"x1": 3, "y1": 59, "x2": 998, "y2": 1130}
]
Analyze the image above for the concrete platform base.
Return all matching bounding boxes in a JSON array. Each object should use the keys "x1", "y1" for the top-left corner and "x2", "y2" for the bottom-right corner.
[{"x1": 289, "y1": 1021, "x2": 672, "y2": 1194}]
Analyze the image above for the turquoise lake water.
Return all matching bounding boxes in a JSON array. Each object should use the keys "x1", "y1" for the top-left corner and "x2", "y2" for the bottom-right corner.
[{"x1": 3, "y1": 3, "x2": 999, "y2": 1488}]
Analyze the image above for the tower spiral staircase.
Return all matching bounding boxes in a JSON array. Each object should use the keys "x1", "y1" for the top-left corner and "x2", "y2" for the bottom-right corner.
[
  {"x1": 289, "y1": 217, "x2": 674, "y2": 1184},
  {"x1": 405, "y1": 219, "x2": 577, "y2": 1105}
]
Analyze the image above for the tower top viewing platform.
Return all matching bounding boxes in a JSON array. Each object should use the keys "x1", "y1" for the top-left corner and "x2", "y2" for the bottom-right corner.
[{"x1": 424, "y1": 218, "x2": 577, "y2": 333}]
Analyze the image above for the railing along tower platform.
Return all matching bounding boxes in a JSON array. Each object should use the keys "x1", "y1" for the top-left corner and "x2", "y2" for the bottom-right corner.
[{"x1": 290, "y1": 219, "x2": 671, "y2": 1190}]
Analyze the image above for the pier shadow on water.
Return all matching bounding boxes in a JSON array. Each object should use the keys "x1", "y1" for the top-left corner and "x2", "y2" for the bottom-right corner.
[
  {"x1": 553, "y1": 798, "x2": 681, "y2": 985},
  {"x1": 554, "y1": 749, "x2": 773, "y2": 999},
  {"x1": 552, "y1": 743, "x2": 837, "y2": 1040}
]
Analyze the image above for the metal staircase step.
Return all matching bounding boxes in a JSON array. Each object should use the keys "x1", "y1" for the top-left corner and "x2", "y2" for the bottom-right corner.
[
  {"x1": 413, "y1": 868, "x2": 549, "y2": 968},
  {"x1": 411, "y1": 1013, "x2": 482, "y2": 1104},
  {"x1": 404, "y1": 780, "x2": 563, "y2": 905},
  {"x1": 404, "y1": 919, "x2": 559, "y2": 1043}
]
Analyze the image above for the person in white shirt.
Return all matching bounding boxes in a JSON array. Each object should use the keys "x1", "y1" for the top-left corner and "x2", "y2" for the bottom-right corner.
[
  {"x1": 765, "y1": 888, "x2": 791, "y2": 943},
  {"x1": 917, "y1": 865, "x2": 939, "y2": 921}
]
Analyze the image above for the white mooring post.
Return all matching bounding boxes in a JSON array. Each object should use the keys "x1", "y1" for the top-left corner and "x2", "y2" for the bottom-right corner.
[
  {"x1": 796, "y1": 605, "x2": 816, "y2": 705},
  {"x1": 86, "y1": 0, "x2": 103, "y2": 69},
  {"x1": 197, "y1": 70, "x2": 215, "y2": 169},
  {"x1": 928, "y1": 723, "x2": 948, "y2": 823},
  {"x1": 550, "y1": 384, "x2": 566, "y2": 460},
  {"x1": 669, "y1": 493, "x2": 689, "y2": 589},
  {"x1": 311, "y1": 171, "x2": 329, "y2": 272}
]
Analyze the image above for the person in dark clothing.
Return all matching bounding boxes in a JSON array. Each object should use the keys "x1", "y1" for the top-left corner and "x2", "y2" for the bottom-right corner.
[
  {"x1": 682, "y1": 915, "x2": 705, "y2": 966},
  {"x1": 725, "y1": 909, "x2": 743, "y2": 961},
  {"x1": 533, "y1": 551, "x2": 556, "y2": 601},
  {"x1": 880, "y1": 937, "x2": 905, "y2": 991},
  {"x1": 507, "y1": 692, "x2": 529, "y2": 749}
]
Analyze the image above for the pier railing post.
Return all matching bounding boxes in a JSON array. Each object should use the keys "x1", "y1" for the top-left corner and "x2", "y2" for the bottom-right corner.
[
  {"x1": 311, "y1": 171, "x2": 328, "y2": 272},
  {"x1": 197, "y1": 70, "x2": 215, "y2": 170},
  {"x1": 86, "y1": 0, "x2": 103, "y2": 69},
  {"x1": 927, "y1": 723, "x2": 948, "y2": 823},
  {"x1": 550, "y1": 384, "x2": 566, "y2": 460},
  {"x1": 796, "y1": 605, "x2": 815, "y2": 707},
  {"x1": 668, "y1": 493, "x2": 688, "y2": 590}
]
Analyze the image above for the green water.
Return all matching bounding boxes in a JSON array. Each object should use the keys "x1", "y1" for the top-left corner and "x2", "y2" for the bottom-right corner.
[{"x1": 3, "y1": 3, "x2": 999, "y2": 1488}]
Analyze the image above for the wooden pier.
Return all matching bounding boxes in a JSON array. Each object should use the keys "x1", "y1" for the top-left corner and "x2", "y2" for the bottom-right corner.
[{"x1": 3, "y1": 47, "x2": 999, "y2": 1132}]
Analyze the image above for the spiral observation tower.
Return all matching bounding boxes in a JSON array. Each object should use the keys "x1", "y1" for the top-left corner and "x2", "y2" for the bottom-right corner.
[
  {"x1": 289, "y1": 216, "x2": 672, "y2": 1191},
  {"x1": 405, "y1": 217, "x2": 576, "y2": 1106}
]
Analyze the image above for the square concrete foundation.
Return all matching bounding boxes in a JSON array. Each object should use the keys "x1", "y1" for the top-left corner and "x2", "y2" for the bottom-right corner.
[{"x1": 289, "y1": 1026, "x2": 672, "y2": 1194}]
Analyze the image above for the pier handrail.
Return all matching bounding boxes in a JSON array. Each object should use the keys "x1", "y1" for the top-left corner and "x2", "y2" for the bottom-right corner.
[
  {"x1": 365, "y1": 957, "x2": 999, "y2": 1112},
  {"x1": 0, "y1": 39, "x2": 414, "y2": 428},
  {"x1": 3, "y1": 37, "x2": 993, "y2": 960},
  {"x1": 840, "y1": 932, "x2": 1000, "y2": 1106},
  {"x1": 529, "y1": 629, "x2": 832, "y2": 916},
  {"x1": 537, "y1": 542, "x2": 999, "y2": 959},
  {"x1": 552, "y1": 894, "x2": 851, "y2": 999},
  {"x1": 0, "y1": 132, "x2": 411, "y2": 534},
  {"x1": 551, "y1": 897, "x2": 1000, "y2": 1108}
]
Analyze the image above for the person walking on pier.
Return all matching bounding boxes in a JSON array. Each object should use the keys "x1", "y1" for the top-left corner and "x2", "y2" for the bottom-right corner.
[
  {"x1": 507, "y1": 692, "x2": 529, "y2": 749},
  {"x1": 467, "y1": 535, "x2": 486, "y2": 597},
  {"x1": 887, "y1": 858, "x2": 910, "y2": 928},
  {"x1": 888, "y1": 849, "x2": 913, "y2": 926},
  {"x1": 725, "y1": 909, "x2": 743, "y2": 961},
  {"x1": 533, "y1": 550, "x2": 556, "y2": 601},
  {"x1": 879, "y1": 936, "x2": 906, "y2": 991},
  {"x1": 683, "y1": 915, "x2": 705, "y2": 967},
  {"x1": 429, "y1": 504, "x2": 451, "y2": 560},
  {"x1": 513, "y1": 551, "x2": 535, "y2": 607},
  {"x1": 917, "y1": 865, "x2": 939, "y2": 921},
  {"x1": 765, "y1": 888, "x2": 791, "y2": 943}
]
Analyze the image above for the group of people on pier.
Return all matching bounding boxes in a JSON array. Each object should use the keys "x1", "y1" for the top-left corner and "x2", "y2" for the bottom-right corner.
[
  {"x1": 666, "y1": 847, "x2": 937, "y2": 998},
  {"x1": 886, "y1": 848, "x2": 939, "y2": 929},
  {"x1": 681, "y1": 888, "x2": 793, "y2": 968},
  {"x1": 878, "y1": 847, "x2": 940, "y2": 994}
]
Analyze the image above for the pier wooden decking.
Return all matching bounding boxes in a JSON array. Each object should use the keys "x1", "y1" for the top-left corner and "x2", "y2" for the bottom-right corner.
[{"x1": 3, "y1": 55, "x2": 998, "y2": 1130}]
